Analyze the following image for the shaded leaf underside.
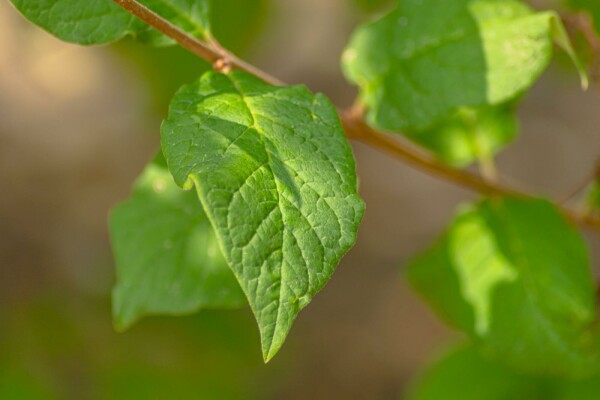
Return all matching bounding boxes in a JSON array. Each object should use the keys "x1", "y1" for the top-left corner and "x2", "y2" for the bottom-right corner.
[{"x1": 110, "y1": 157, "x2": 245, "y2": 330}]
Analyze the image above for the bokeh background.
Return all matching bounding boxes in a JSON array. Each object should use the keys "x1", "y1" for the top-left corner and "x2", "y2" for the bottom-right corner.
[{"x1": 2, "y1": 0, "x2": 600, "y2": 398}]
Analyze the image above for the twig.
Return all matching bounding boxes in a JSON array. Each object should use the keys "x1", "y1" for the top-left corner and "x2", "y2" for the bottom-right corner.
[
  {"x1": 112, "y1": 0, "x2": 600, "y2": 234},
  {"x1": 113, "y1": 0, "x2": 284, "y2": 86},
  {"x1": 560, "y1": 160, "x2": 600, "y2": 204},
  {"x1": 341, "y1": 112, "x2": 522, "y2": 197}
]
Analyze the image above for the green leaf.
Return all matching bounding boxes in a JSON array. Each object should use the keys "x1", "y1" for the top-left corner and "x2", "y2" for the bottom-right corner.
[
  {"x1": 406, "y1": 104, "x2": 518, "y2": 167},
  {"x1": 408, "y1": 197, "x2": 599, "y2": 375},
  {"x1": 342, "y1": 0, "x2": 586, "y2": 131},
  {"x1": 8, "y1": 0, "x2": 211, "y2": 45},
  {"x1": 161, "y1": 71, "x2": 365, "y2": 361},
  {"x1": 137, "y1": 0, "x2": 212, "y2": 46},
  {"x1": 110, "y1": 155, "x2": 245, "y2": 330},
  {"x1": 211, "y1": 0, "x2": 268, "y2": 52},
  {"x1": 9, "y1": 0, "x2": 140, "y2": 45},
  {"x1": 409, "y1": 344, "x2": 600, "y2": 400},
  {"x1": 111, "y1": 0, "x2": 269, "y2": 112},
  {"x1": 408, "y1": 345, "x2": 548, "y2": 400}
]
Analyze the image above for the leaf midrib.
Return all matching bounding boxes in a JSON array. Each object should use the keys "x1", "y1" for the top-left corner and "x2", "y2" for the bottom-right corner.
[{"x1": 226, "y1": 73, "x2": 286, "y2": 359}]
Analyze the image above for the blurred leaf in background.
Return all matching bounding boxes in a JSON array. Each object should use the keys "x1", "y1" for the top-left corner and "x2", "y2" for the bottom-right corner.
[
  {"x1": 110, "y1": 155, "x2": 246, "y2": 330},
  {"x1": 111, "y1": 0, "x2": 269, "y2": 113},
  {"x1": 408, "y1": 345, "x2": 600, "y2": 400},
  {"x1": 408, "y1": 198, "x2": 600, "y2": 376},
  {"x1": 0, "y1": 368, "x2": 56, "y2": 400},
  {"x1": 407, "y1": 345, "x2": 548, "y2": 400},
  {"x1": 405, "y1": 104, "x2": 518, "y2": 167},
  {"x1": 0, "y1": 296, "x2": 282, "y2": 399}
]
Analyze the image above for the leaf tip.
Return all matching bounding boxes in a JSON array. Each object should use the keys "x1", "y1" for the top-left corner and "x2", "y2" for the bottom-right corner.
[
  {"x1": 262, "y1": 352, "x2": 274, "y2": 364},
  {"x1": 261, "y1": 337, "x2": 281, "y2": 363},
  {"x1": 581, "y1": 72, "x2": 590, "y2": 91},
  {"x1": 112, "y1": 316, "x2": 131, "y2": 333}
]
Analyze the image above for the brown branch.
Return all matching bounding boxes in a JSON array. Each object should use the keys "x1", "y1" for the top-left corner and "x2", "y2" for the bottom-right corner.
[
  {"x1": 341, "y1": 112, "x2": 523, "y2": 198},
  {"x1": 341, "y1": 113, "x2": 600, "y2": 231},
  {"x1": 560, "y1": 159, "x2": 600, "y2": 204},
  {"x1": 112, "y1": 0, "x2": 600, "y2": 234},
  {"x1": 112, "y1": 0, "x2": 284, "y2": 86}
]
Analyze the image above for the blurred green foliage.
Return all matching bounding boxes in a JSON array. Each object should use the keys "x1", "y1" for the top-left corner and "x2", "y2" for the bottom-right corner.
[
  {"x1": 0, "y1": 295, "x2": 283, "y2": 399},
  {"x1": 567, "y1": 0, "x2": 600, "y2": 31},
  {"x1": 406, "y1": 105, "x2": 518, "y2": 167},
  {"x1": 408, "y1": 198, "x2": 599, "y2": 376},
  {"x1": 110, "y1": 155, "x2": 246, "y2": 330},
  {"x1": 408, "y1": 345, "x2": 600, "y2": 400},
  {"x1": 111, "y1": 0, "x2": 269, "y2": 113}
]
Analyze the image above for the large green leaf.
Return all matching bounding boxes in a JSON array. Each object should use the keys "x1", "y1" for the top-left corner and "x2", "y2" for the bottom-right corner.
[
  {"x1": 406, "y1": 104, "x2": 518, "y2": 167},
  {"x1": 110, "y1": 156, "x2": 245, "y2": 330},
  {"x1": 161, "y1": 71, "x2": 365, "y2": 361},
  {"x1": 408, "y1": 197, "x2": 599, "y2": 375},
  {"x1": 343, "y1": 0, "x2": 586, "y2": 131},
  {"x1": 8, "y1": 0, "x2": 211, "y2": 45}
]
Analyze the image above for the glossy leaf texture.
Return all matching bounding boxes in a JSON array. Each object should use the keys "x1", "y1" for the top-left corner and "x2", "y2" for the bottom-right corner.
[
  {"x1": 342, "y1": 0, "x2": 587, "y2": 132},
  {"x1": 406, "y1": 104, "x2": 518, "y2": 167},
  {"x1": 161, "y1": 71, "x2": 365, "y2": 361},
  {"x1": 408, "y1": 345, "x2": 600, "y2": 400},
  {"x1": 408, "y1": 197, "x2": 600, "y2": 376},
  {"x1": 8, "y1": 0, "x2": 211, "y2": 45},
  {"x1": 110, "y1": 156, "x2": 245, "y2": 330}
]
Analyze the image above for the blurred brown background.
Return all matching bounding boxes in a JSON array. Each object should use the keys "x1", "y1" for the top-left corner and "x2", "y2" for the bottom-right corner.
[{"x1": 2, "y1": 0, "x2": 600, "y2": 398}]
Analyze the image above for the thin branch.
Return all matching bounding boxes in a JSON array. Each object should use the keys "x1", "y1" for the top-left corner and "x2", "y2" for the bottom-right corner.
[
  {"x1": 342, "y1": 113, "x2": 600, "y2": 231},
  {"x1": 112, "y1": 0, "x2": 284, "y2": 86},
  {"x1": 112, "y1": 0, "x2": 600, "y2": 234},
  {"x1": 560, "y1": 160, "x2": 600, "y2": 204},
  {"x1": 341, "y1": 112, "x2": 523, "y2": 198}
]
